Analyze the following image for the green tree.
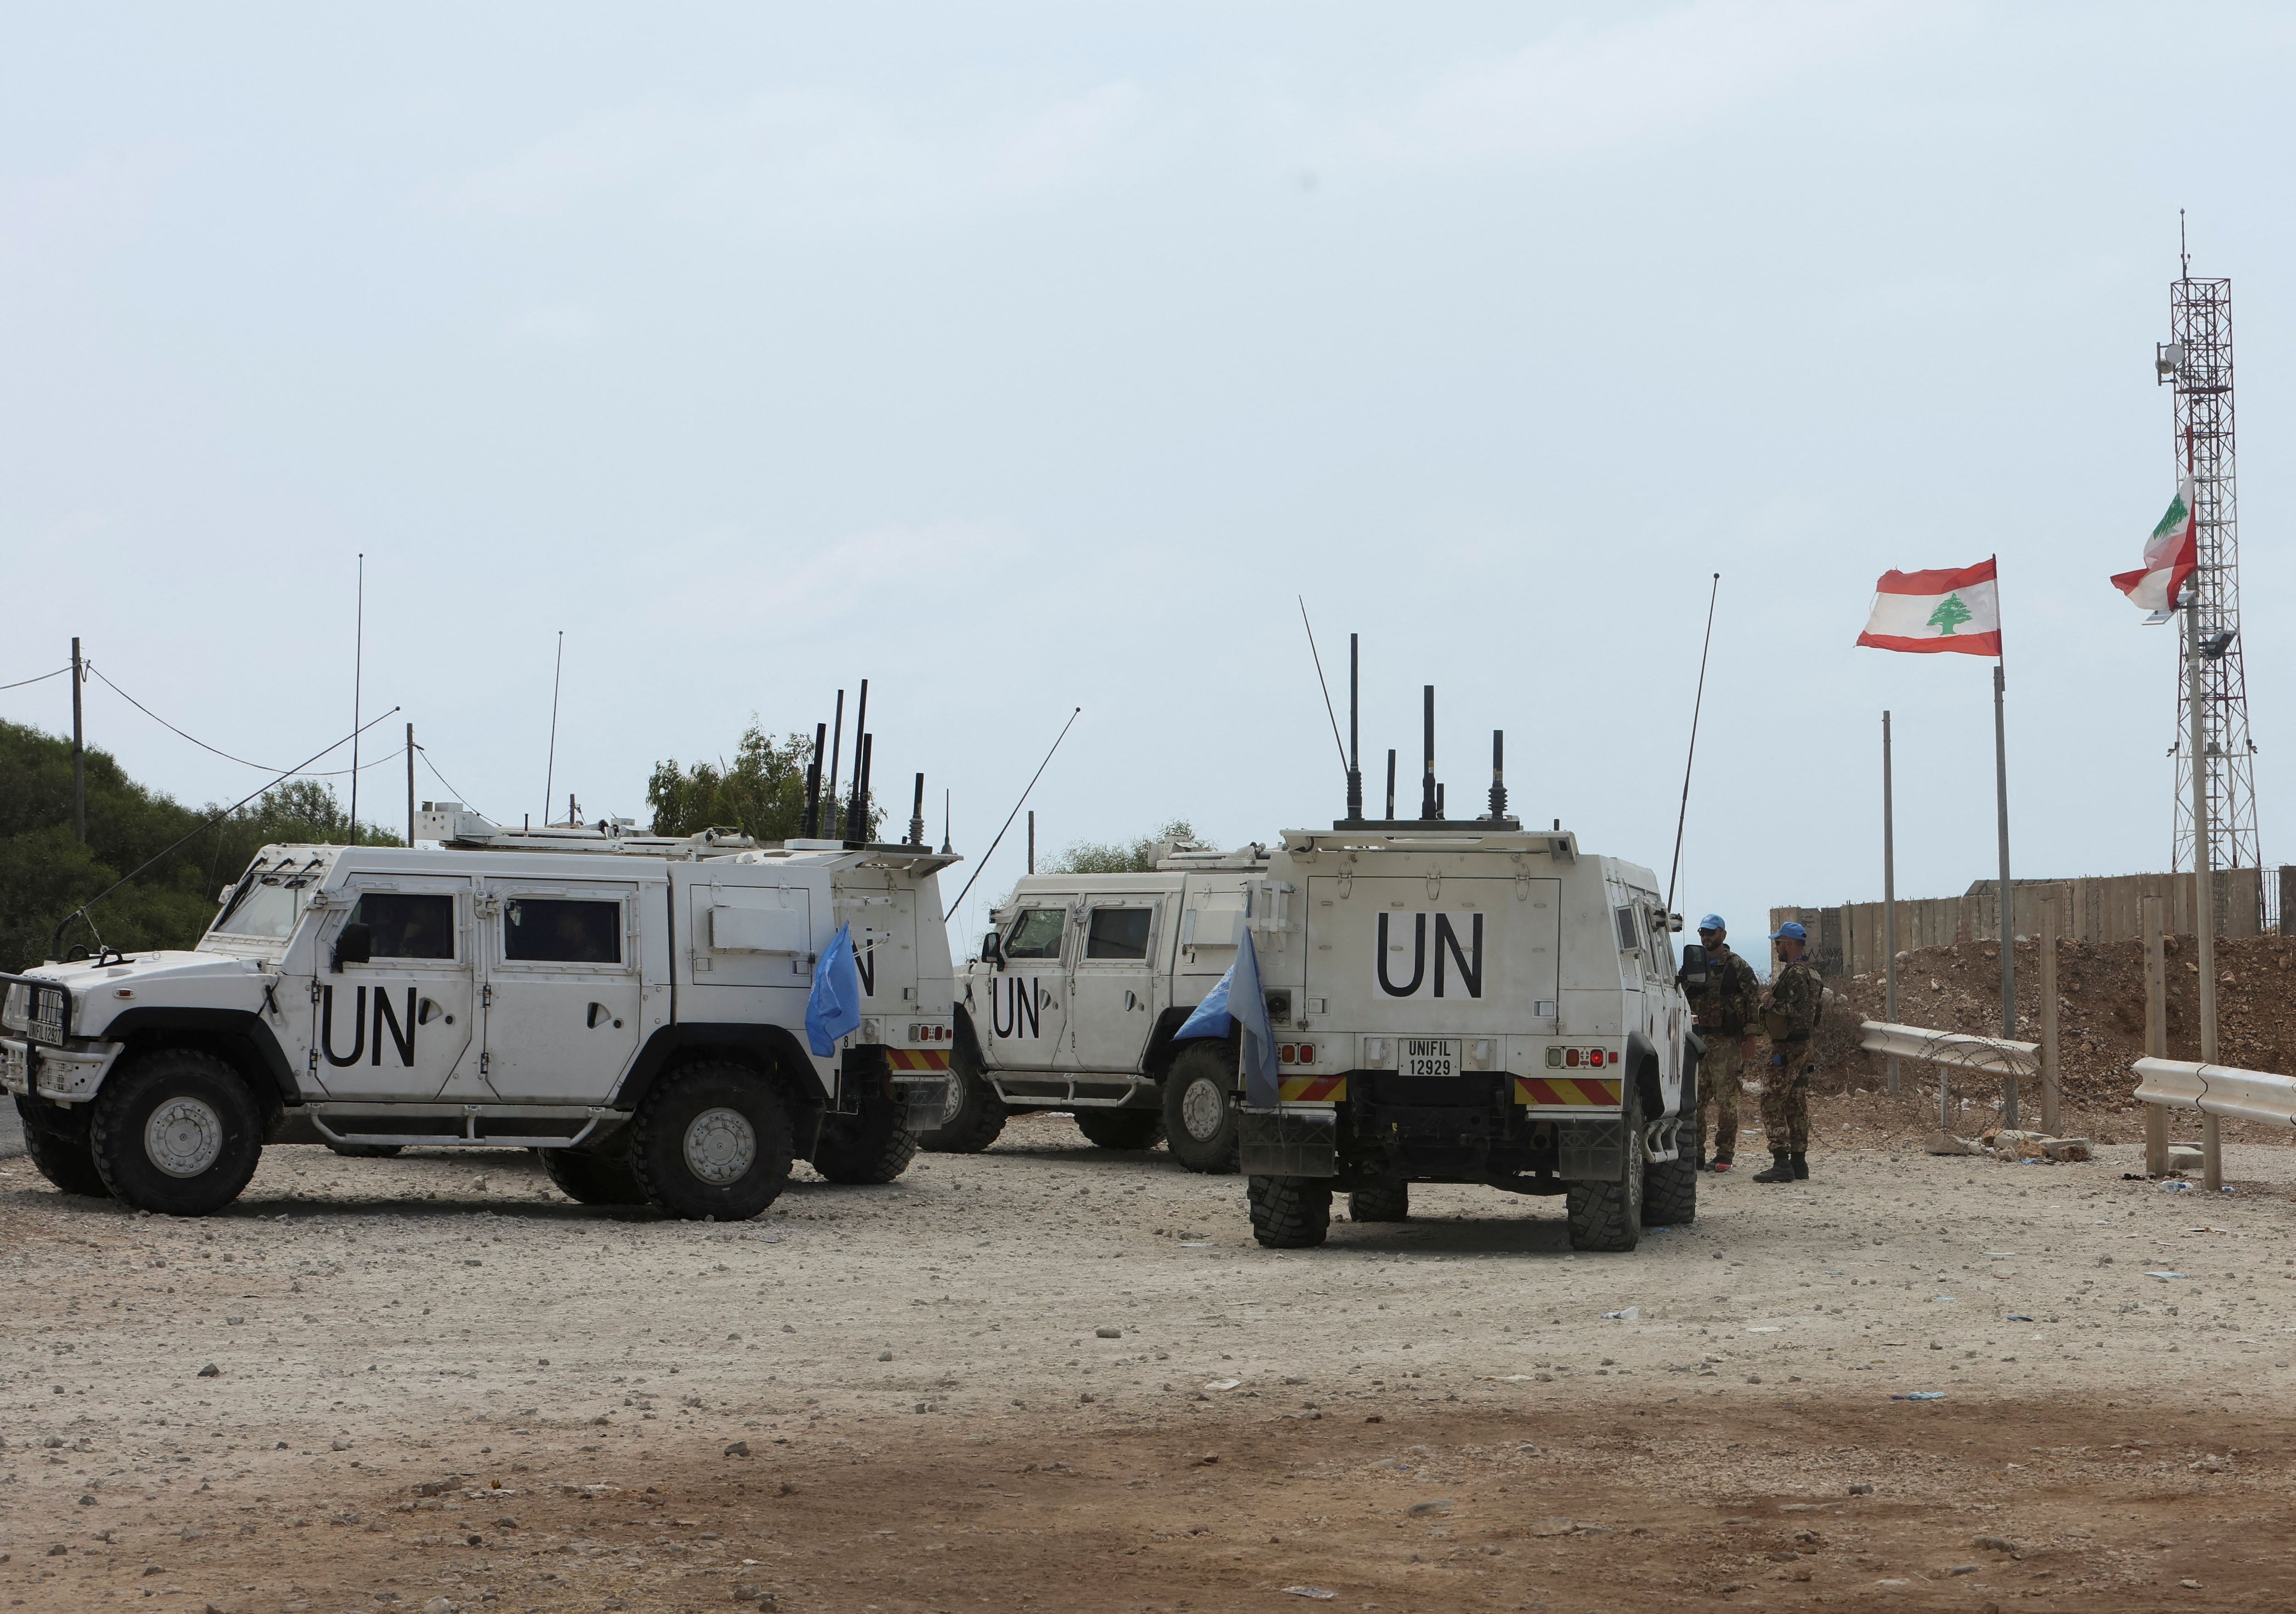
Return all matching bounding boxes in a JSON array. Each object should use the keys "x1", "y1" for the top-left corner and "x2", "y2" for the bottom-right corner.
[
  {"x1": 647, "y1": 722, "x2": 882, "y2": 842},
  {"x1": 1049, "y1": 818, "x2": 1201, "y2": 875},
  {"x1": 1926, "y1": 593, "x2": 1974, "y2": 635},
  {"x1": 0, "y1": 719, "x2": 401, "y2": 970}
]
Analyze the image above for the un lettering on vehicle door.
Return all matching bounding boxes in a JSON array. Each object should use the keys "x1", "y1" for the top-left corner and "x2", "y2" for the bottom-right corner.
[{"x1": 1306, "y1": 876, "x2": 1560, "y2": 1026}]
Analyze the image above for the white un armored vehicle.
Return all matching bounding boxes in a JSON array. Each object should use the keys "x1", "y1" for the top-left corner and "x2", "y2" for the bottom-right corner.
[
  {"x1": 943, "y1": 672, "x2": 1698, "y2": 1253},
  {"x1": 1, "y1": 803, "x2": 957, "y2": 1220},
  {"x1": 934, "y1": 841, "x2": 1276, "y2": 1169}
]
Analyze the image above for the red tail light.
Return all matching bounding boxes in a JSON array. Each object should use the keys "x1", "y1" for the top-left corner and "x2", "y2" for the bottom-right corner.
[
  {"x1": 1298, "y1": 1043, "x2": 1315, "y2": 1063},
  {"x1": 1279, "y1": 1044, "x2": 1297, "y2": 1064},
  {"x1": 1589, "y1": 1049, "x2": 1606, "y2": 1067},
  {"x1": 1564, "y1": 1047, "x2": 1581, "y2": 1067}
]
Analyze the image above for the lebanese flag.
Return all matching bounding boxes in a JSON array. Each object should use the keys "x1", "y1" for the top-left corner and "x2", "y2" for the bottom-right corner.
[
  {"x1": 1856, "y1": 558, "x2": 2002, "y2": 656},
  {"x1": 2110, "y1": 479, "x2": 2198, "y2": 614}
]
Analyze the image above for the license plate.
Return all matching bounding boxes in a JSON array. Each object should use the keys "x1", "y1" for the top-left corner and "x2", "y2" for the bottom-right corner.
[{"x1": 1399, "y1": 1038, "x2": 1460, "y2": 1080}]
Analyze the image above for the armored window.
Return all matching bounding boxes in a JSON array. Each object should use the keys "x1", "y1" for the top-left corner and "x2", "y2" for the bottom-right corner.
[
  {"x1": 1085, "y1": 907, "x2": 1153, "y2": 961},
  {"x1": 349, "y1": 893, "x2": 456, "y2": 960},
  {"x1": 1003, "y1": 908, "x2": 1067, "y2": 960},
  {"x1": 503, "y1": 897, "x2": 622, "y2": 965},
  {"x1": 1614, "y1": 905, "x2": 1640, "y2": 954},
  {"x1": 212, "y1": 878, "x2": 309, "y2": 940}
]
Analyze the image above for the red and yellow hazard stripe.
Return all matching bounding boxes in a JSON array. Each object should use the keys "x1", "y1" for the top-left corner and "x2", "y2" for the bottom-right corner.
[
  {"x1": 884, "y1": 1048, "x2": 951, "y2": 1073},
  {"x1": 1280, "y1": 1074, "x2": 1346, "y2": 1104},
  {"x1": 1514, "y1": 1076, "x2": 1621, "y2": 1107}
]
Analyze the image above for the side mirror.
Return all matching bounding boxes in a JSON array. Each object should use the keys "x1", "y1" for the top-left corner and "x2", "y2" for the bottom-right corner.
[
  {"x1": 980, "y1": 931, "x2": 1003, "y2": 966},
  {"x1": 218, "y1": 885, "x2": 236, "y2": 906},
  {"x1": 1675, "y1": 942, "x2": 1710, "y2": 993},
  {"x1": 332, "y1": 922, "x2": 373, "y2": 972}
]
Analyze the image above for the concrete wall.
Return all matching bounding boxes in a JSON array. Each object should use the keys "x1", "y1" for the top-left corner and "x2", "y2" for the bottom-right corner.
[{"x1": 1769, "y1": 867, "x2": 2277, "y2": 979}]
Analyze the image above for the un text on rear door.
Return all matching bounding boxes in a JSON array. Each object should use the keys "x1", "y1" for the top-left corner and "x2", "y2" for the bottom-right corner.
[
  {"x1": 482, "y1": 882, "x2": 643, "y2": 1101},
  {"x1": 308, "y1": 878, "x2": 475, "y2": 1100}
]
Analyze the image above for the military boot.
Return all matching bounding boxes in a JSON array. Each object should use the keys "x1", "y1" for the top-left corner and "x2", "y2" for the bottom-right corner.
[
  {"x1": 1751, "y1": 1151, "x2": 1795, "y2": 1184},
  {"x1": 1790, "y1": 1152, "x2": 1809, "y2": 1180}
]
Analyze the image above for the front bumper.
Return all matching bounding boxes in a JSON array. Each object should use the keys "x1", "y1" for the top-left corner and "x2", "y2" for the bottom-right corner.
[{"x1": 1, "y1": 1035, "x2": 125, "y2": 1104}]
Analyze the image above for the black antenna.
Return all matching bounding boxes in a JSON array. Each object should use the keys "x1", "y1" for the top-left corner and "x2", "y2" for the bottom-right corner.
[
  {"x1": 1664, "y1": 572, "x2": 1723, "y2": 916},
  {"x1": 542, "y1": 627, "x2": 563, "y2": 830},
  {"x1": 1384, "y1": 749, "x2": 1396, "y2": 821},
  {"x1": 1419, "y1": 685, "x2": 1438, "y2": 820},
  {"x1": 1488, "y1": 729, "x2": 1507, "y2": 821},
  {"x1": 1298, "y1": 598, "x2": 1349, "y2": 806},
  {"x1": 847, "y1": 733, "x2": 874, "y2": 843},
  {"x1": 801, "y1": 722, "x2": 827, "y2": 837},
  {"x1": 2180, "y1": 207, "x2": 2189, "y2": 282},
  {"x1": 940, "y1": 787, "x2": 952, "y2": 856},
  {"x1": 946, "y1": 707, "x2": 1082, "y2": 915},
  {"x1": 825, "y1": 689, "x2": 845, "y2": 835},
  {"x1": 844, "y1": 679, "x2": 869, "y2": 837},
  {"x1": 908, "y1": 772, "x2": 926, "y2": 846},
  {"x1": 1346, "y1": 634, "x2": 1363, "y2": 821}
]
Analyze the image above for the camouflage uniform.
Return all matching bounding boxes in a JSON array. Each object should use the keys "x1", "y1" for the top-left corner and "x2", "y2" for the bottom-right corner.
[
  {"x1": 1687, "y1": 943, "x2": 1761, "y2": 1164},
  {"x1": 1759, "y1": 954, "x2": 1824, "y2": 1155}
]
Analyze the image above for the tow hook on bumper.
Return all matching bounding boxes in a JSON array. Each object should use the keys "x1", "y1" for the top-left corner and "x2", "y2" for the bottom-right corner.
[{"x1": 1238, "y1": 1107, "x2": 1338, "y2": 1177}]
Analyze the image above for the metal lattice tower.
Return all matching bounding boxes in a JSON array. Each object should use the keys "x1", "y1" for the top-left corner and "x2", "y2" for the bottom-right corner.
[{"x1": 2159, "y1": 236, "x2": 2262, "y2": 885}]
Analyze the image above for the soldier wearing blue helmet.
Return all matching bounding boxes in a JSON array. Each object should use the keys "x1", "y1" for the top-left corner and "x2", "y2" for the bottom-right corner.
[
  {"x1": 1755, "y1": 921, "x2": 1823, "y2": 1182},
  {"x1": 1684, "y1": 914, "x2": 1760, "y2": 1172}
]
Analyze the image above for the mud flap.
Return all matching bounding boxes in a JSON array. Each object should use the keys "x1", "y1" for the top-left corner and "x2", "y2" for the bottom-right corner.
[
  {"x1": 892, "y1": 1075, "x2": 951, "y2": 1131},
  {"x1": 1557, "y1": 1115, "x2": 1626, "y2": 1181},
  {"x1": 1238, "y1": 1107, "x2": 1337, "y2": 1177}
]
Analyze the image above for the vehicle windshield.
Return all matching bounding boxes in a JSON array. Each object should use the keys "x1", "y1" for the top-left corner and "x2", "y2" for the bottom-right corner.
[{"x1": 210, "y1": 862, "x2": 321, "y2": 941}]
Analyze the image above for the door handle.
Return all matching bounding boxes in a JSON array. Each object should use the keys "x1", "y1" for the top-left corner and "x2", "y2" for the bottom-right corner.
[
  {"x1": 417, "y1": 997, "x2": 454, "y2": 1027},
  {"x1": 586, "y1": 1002, "x2": 624, "y2": 1030}
]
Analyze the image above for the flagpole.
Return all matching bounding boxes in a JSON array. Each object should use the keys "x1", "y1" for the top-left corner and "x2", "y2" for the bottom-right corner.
[
  {"x1": 1882, "y1": 710, "x2": 1899, "y2": 1096},
  {"x1": 1992, "y1": 554, "x2": 2018, "y2": 1128}
]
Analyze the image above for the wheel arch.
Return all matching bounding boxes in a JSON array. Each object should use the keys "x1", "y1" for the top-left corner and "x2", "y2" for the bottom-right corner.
[
  {"x1": 102, "y1": 1008, "x2": 297, "y2": 1115},
  {"x1": 612, "y1": 1023, "x2": 827, "y2": 1155}
]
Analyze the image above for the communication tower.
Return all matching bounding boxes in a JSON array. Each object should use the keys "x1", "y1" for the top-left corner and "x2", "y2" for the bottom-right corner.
[{"x1": 2156, "y1": 223, "x2": 2262, "y2": 893}]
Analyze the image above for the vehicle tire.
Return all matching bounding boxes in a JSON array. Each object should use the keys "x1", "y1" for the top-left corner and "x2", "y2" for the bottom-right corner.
[
  {"x1": 540, "y1": 1146, "x2": 647, "y2": 1206},
  {"x1": 325, "y1": 1141, "x2": 403, "y2": 1159},
  {"x1": 1565, "y1": 1083, "x2": 1644, "y2": 1253},
  {"x1": 1642, "y1": 1152, "x2": 1697, "y2": 1227},
  {"x1": 1247, "y1": 1174, "x2": 1331, "y2": 1248},
  {"x1": 811, "y1": 1097, "x2": 919, "y2": 1185},
  {"x1": 1073, "y1": 1108, "x2": 1165, "y2": 1151},
  {"x1": 629, "y1": 1061, "x2": 794, "y2": 1220},
  {"x1": 1162, "y1": 1042, "x2": 1240, "y2": 1174},
  {"x1": 1348, "y1": 1179, "x2": 1411, "y2": 1222},
  {"x1": 16, "y1": 1099, "x2": 110, "y2": 1197},
  {"x1": 919, "y1": 1047, "x2": 1007, "y2": 1154},
  {"x1": 88, "y1": 1049, "x2": 265, "y2": 1217}
]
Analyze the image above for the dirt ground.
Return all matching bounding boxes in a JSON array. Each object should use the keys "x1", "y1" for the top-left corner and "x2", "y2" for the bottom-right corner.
[{"x1": 6, "y1": 1109, "x2": 2296, "y2": 1612}]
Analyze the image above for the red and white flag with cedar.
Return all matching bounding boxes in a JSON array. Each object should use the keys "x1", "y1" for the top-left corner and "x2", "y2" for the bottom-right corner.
[
  {"x1": 2111, "y1": 479, "x2": 2198, "y2": 614},
  {"x1": 1856, "y1": 559, "x2": 2001, "y2": 656}
]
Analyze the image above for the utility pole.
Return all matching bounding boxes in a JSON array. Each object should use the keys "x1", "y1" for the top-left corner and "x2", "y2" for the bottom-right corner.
[
  {"x1": 70, "y1": 637, "x2": 85, "y2": 842},
  {"x1": 349, "y1": 554, "x2": 364, "y2": 843},
  {"x1": 2189, "y1": 572, "x2": 2222, "y2": 1190}
]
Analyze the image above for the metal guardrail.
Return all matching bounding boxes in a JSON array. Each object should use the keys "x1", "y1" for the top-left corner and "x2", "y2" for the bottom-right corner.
[
  {"x1": 1858, "y1": 1020, "x2": 2038, "y2": 1080},
  {"x1": 2133, "y1": 1057, "x2": 2296, "y2": 1129}
]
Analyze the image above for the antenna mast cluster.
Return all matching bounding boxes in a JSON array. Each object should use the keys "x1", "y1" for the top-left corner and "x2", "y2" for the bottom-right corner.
[{"x1": 2158, "y1": 220, "x2": 2262, "y2": 887}]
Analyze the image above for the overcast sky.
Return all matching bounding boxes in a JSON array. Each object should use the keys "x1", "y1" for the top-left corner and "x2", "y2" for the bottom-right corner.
[{"x1": 6, "y1": 2, "x2": 2293, "y2": 960}]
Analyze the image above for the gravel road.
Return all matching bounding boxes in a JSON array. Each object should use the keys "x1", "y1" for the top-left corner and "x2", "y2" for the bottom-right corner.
[{"x1": 4, "y1": 1101, "x2": 2293, "y2": 1609}]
